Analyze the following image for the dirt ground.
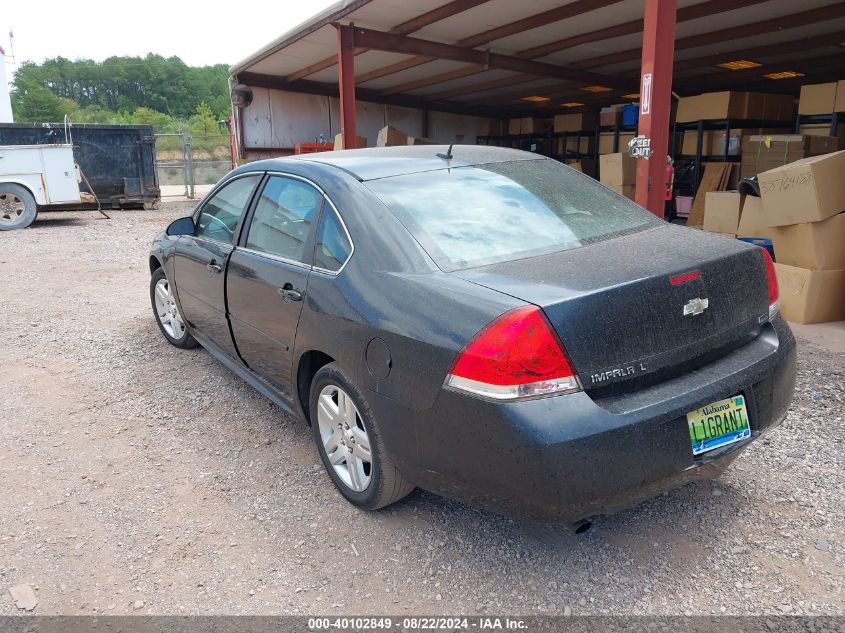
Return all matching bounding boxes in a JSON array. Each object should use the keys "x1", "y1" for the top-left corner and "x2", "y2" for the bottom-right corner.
[{"x1": 1, "y1": 203, "x2": 843, "y2": 616}]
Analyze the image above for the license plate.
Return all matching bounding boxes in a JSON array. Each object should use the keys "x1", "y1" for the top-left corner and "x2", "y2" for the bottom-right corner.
[{"x1": 687, "y1": 395, "x2": 751, "y2": 455}]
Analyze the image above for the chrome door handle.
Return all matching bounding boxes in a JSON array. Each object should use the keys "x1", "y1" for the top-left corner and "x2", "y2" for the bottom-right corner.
[
  {"x1": 207, "y1": 261, "x2": 222, "y2": 274},
  {"x1": 279, "y1": 284, "x2": 303, "y2": 302}
]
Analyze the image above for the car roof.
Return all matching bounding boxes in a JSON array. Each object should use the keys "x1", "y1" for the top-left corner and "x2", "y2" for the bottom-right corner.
[{"x1": 242, "y1": 145, "x2": 545, "y2": 181}]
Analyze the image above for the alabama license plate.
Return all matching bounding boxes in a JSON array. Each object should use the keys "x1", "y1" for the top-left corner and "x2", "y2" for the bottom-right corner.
[{"x1": 687, "y1": 395, "x2": 751, "y2": 455}]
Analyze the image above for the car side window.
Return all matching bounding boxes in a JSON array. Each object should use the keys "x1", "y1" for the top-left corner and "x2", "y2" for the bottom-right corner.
[
  {"x1": 245, "y1": 176, "x2": 322, "y2": 263},
  {"x1": 315, "y1": 207, "x2": 353, "y2": 272},
  {"x1": 196, "y1": 175, "x2": 260, "y2": 244}
]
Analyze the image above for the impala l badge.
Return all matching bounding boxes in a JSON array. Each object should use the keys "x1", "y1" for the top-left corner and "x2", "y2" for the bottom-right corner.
[{"x1": 683, "y1": 297, "x2": 709, "y2": 316}]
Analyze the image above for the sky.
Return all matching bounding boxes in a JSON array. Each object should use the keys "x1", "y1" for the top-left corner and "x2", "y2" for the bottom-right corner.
[{"x1": 2, "y1": 0, "x2": 338, "y2": 70}]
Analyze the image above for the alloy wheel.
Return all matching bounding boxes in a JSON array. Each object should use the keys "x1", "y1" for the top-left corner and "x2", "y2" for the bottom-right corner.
[
  {"x1": 154, "y1": 278, "x2": 186, "y2": 339},
  {"x1": 0, "y1": 192, "x2": 25, "y2": 226},
  {"x1": 316, "y1": 384, "x2": 372, "y2": 492}
]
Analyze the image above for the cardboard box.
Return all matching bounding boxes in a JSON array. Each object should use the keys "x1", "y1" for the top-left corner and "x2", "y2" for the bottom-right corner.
[
  {"x1": 598, "y1": 132, "x2": 634, "y2": 154},
  {"x1": 774, "y1": 264, "x2": 845, "y2": 324},
  {"x1": 478, "y1": 119, "x2": 505, "y2": 136},
  {"x1": 600, "y1": 105, "x2": 623, "y2": 127},
  {"x1": 762, "y1": 93, "x2": 795, "y2": 122},
  {"x1": 836, "y1": 80, "x2": 845, "y2": 113},
  {"x1": 677, "y1": 92, "x2": 745, "y2": 122},
  {"x1": 798, "y1": 82, "x2": 838, "y2": 115},
  {"x1": 560, "y1": 135, "x2": 595, "y2": 154},
  {"x1": 599, "y1": 153, "x2": 637, "y2": 186},
  {"x1": 799, "y1": 123, "x2": 845, "y2": 150},
  {"x1": 771, "y1": 213, "x2": 845, "y2": 270},
  {"x1": 703, "y1": 191, "x2": 743, "y2": 235},
  {"x1": 676, "y1": 91, "x2": 795, "y2": 123},
  {"x1": 680, "y1": 130, "x2": 713, "y2": 155},
  {"x1": 554, "y1": 113, "x2": 597, "y2": 133},
  {"x1": 758, "y1": 150, "x2": 845, "y2": 226},
  {"x1": 709, "y1": 127, "x2": 790, "y2": 156},
  {"x1": 567, "y1": 161, "x2": 583, "y2": 173},
  {"x1": 740, "y1": 134, "x2": 840, "y2": 179},
  {"x1": 736, "y1": 196, "x2": 772, "y2": 239},
  {"x1": 376, "y1": 125, "x2": 408, "y2": 147},
  {"x1": 406, "y1": 136, "x2": 433, "y2": 145},
  {"x1": 333, "y1": 133, "x2": 367, "y2": 150},
  {"x1": 508, "y1": 117, "x2": 552, "y2": 135},
  {"x1": 608, "y1": 184, "x2": 636, "y2": 200}
]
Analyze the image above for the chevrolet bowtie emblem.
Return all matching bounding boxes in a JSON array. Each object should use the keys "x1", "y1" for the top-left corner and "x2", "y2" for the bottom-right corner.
[{"x1": 683, "y1": 297, "x2": 709, "y2": 316}]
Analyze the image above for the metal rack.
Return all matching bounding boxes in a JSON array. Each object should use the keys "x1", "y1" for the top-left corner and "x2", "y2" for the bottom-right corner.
[
  {"x1": 477, "y1": 124, "x2": 637, "y2": 180},
  {"x1": 670, "y1": 118, "x2": 792, "y2": 196},
  {"x1": 793, "y1": 112, "x2": 845, "y2": 135}
]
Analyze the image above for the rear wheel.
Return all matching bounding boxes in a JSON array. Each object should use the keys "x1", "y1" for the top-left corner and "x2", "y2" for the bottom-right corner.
[
  {"x1": 150, "y1": 267, "x2": 198, "y2": 349},
  {"x1": 0, "y1": 184, "x2": 38, "y2": 231},
  {"x1": 310, "y1": 363, "x2": 414, "y2": 510}
]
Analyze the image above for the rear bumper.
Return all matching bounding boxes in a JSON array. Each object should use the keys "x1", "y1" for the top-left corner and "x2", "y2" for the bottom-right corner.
[{"x1": 369, "y1": 316, "x2": 797, "y2": 522}]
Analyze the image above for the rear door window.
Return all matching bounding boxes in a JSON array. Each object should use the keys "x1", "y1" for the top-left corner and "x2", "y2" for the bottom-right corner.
[
  {"x1": 314, "y1": 208, "x2": 353, "y2": 272},
  {"x1": 245, "y1": 175, "x2": 323, "y2": 263},
  {"x1": 365, "y1": 159, "x2": 661, "y2": 271}
]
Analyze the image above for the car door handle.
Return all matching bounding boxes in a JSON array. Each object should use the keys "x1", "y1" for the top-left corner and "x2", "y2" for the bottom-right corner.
[
  {"x1": 279, "y1": 284, "x2": 303, "y2": 302},
  {"x1": 206, "y1": 260, "x2": 222, "y2": 274}
]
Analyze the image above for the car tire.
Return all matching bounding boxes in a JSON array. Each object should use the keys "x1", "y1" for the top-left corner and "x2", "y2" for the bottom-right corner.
[
  {"x1": 150, "y1": 267, "x2": 198, "y2": 349},
  {"x1": 310, "y1": 363, "x2": 414, "y2": 510},
  {"x1": 0, "y1": 183, "x2": 38, "y2": 231}
]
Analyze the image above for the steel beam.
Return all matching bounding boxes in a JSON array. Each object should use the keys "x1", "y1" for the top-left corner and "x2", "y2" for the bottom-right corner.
[
  {"x1": 572, "y1": 2, "x2": 845, "y2": 71},
  {"x1": 410, "y1": 0, "x2": 771, "y2": 101},
  {"x1": 355, "y1": 0, "x2": 623, "y2": 85},
  {"x1": 286, "y1": 0, "x2": 491, "y2": 82},
  {"x1": 635, "y1": 0, "x2": 676, "y2": 217},
  {"x1": 346, "y1": 25, "x2": 633, "y2": 90},
  {"x1": 337, "y1": 24, "x2": 358, "y2": 150}
]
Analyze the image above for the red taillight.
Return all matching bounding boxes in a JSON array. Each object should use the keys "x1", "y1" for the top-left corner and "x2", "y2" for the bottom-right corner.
[
  {"x1": 761, "y1": 248, "x2": 779, "y2": 317},
  {"x1": 446, "y1": 305, "x2": 580, "y2": 400},
  {"x1": 669, "y1": 270, "x2": 701, "y2": 286}
]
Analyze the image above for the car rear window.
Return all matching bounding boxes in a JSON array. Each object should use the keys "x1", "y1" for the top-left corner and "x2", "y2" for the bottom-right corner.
[{"x1": 365, "y1": 159, "x2": 661, "y2": 271}]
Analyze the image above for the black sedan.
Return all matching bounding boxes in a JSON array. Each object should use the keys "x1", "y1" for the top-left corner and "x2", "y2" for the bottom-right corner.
[{"x1": 148, "y1": 146, "x2": 796, "y2": 524}]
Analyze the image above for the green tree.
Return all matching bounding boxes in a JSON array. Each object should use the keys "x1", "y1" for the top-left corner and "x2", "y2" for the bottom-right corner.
[
  {"x1": 11, "y1": 84, "x2": 73, "y2": 122},
  {"x1": 191, "y1": 101, "x2": 217, "y2": 135}
]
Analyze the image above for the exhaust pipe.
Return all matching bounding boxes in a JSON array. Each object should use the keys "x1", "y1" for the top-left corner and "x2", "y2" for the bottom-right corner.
[{"x1": 571, "y1": 519, "x2": 592, "y2": 534}]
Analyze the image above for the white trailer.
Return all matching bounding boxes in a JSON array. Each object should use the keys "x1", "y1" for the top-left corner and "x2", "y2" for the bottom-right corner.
[{"x1": 0, "y1": 144, "x2": 82, "y2": 230}]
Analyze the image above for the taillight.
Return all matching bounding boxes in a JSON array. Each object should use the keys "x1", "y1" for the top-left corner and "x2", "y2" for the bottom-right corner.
[
  {"x1": 445, "y1": 305, "x2": 581, "y2": 400},
  {"x1": 761, "y1": 248, "x2": 779, "y2": 320}
]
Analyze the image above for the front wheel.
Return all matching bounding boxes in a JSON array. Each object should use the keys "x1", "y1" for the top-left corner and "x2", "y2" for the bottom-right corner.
[
  {"x1": 310, "y1": 363, "x2": 414, "y2": 510},
  {"x1": 0, "y1": 183, "x2": 38, "y2": 231},
  {"x1": 150, "y1": 267, "x2": 198, "y2": 349}
]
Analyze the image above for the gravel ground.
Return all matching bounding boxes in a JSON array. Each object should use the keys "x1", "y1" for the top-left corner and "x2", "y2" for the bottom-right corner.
[{"x1": 0, "y1": 203, "x2": 842, "y2": 616}]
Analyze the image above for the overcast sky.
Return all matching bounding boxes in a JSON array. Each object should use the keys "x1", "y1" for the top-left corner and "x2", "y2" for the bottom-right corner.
[{"x1": 2, "y1": 0, "x2": 337, "y2": 70}]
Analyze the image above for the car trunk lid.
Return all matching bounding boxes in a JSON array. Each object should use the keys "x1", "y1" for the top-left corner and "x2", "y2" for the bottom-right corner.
[{"x1": 452, "y1": 225, "x2": 771, "y2": 391}]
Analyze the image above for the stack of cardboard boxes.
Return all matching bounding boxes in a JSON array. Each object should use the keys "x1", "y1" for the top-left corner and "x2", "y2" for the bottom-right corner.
[
  {"x1": 598, "y1": 153, "x2": 637, "y2": 200},
  {"x1": 797, "y1": 81, "x2": 845, "y2": 149},
  {"x1": 699, "y1": 148, "x2": 845, "y2": 324},
  {"x1": 759, "y1": 149, "x2": 845, "y2": 324},
  {"x1": 740, "y1": 134, "x2": 839, "y2": 179}
]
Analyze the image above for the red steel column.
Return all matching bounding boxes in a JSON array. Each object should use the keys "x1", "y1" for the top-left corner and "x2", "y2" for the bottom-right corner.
[
  {"x1": 337, "y1": 24, "x2": 357, "y2": 150},
  {"x1": 635, "y1": 0, "x2": 676, "y2": 217}
]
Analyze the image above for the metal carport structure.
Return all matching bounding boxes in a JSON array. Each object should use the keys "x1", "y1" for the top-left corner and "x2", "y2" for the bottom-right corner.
[{"x1": 230, "y1": 0, "x2": 845, "y2": 216}]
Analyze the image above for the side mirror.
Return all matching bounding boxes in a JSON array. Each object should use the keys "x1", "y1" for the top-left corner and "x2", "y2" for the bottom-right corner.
[{"x1": 166, "y1": 216, "x2": 196, "y2": 237}]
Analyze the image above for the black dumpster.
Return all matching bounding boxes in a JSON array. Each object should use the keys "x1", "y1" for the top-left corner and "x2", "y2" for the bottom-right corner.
[{"x1": 0, "y1": 123, "x2": 160, "y2": 209}]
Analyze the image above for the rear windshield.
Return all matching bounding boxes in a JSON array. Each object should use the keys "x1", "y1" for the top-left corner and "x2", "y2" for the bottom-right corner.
[{"x1": 365, "y1": 159, "x2": 661, "y2": 271}]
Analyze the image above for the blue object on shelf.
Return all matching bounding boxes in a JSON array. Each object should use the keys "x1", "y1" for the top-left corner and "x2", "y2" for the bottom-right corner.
[
  {"x1": 737, "y1": 237, "x2": 775, "y2": 261},
  {"x1": 621, "y1": 104, "x2": 639, "y2": 128}
]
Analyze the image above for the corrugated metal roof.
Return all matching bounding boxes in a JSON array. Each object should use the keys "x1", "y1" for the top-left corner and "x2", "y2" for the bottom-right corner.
[{"x1": 230, "y1": 0, "x2": 845, "y2": 117}]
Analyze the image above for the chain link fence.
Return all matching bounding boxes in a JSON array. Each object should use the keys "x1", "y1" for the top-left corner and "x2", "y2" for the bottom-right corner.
[{"x1": 155, "y1": 133, "x2": 233, "y2": 199}]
